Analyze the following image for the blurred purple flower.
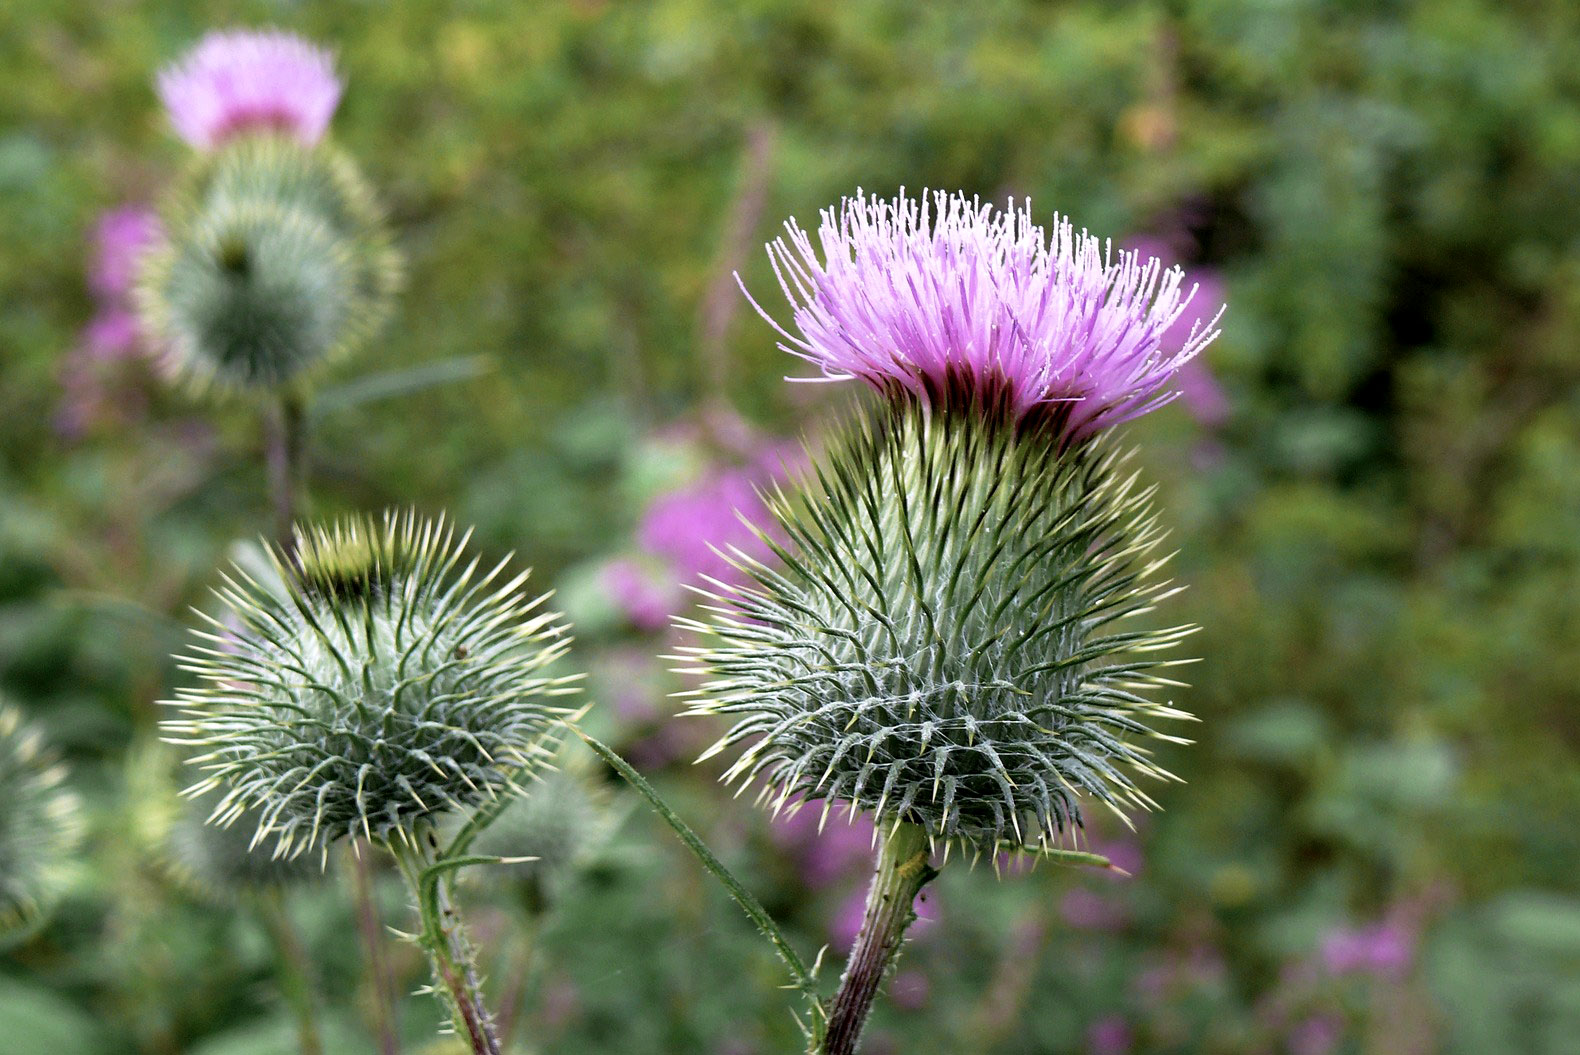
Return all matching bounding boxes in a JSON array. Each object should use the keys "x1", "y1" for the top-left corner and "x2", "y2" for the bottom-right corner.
[
  {"x1": 602, "y1": 559, "x2": 683, "y2": 633},
  {"x1": 157, "y1": 29, "x2": 341, "y2": 150},
  {"x1": 769, "y1": 802, "x2": 876, "y2": 888},
  {"x1": 889, "y1": 970, "x2": 930, "y2": 1011},
  {"x1": 1087, "y1": 1015, "x2": 1133, "y2": 1055},
  {"x1": 1321, "y1": 919, "x2": 1414, "y2": 978},
  {"x1": 82, "y1": 308, "x2": 142, "y2": 362},
  {"x1": 89, "y1": 206, "x2": 163, "y2": 300},
  {"x1": 609, "y1": 440, "x2": 792, "y2": 629},
  {"x1": 1059, "y1": 887, "x2": 1128, "y2": 932},
  {"x1": 1289, "y1": 1014, "x2": 1343, "y2": 1055},
  {"x1": 744, "y1": 190, "x2": 1222, "y2": 439}
]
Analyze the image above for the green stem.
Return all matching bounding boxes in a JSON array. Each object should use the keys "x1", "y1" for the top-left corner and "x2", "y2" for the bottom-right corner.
[
  {"x1": 819, "y1": 823, "x2": 938, "y2": 1055},
  {"x1": 390, "y1": 839, "x2": 503, "y2": 1055},
  {"x1": 493, "y1": 910, "x2": 539, "y2": 1051},
  {"x1": 256, "y1": 889, "x2": 325, "y2": 1055},
  {"x1": 576, "y1": 732, "x2": 821, "y2": 1019},
  {"x1": 348, "y1": 842, "x2": 401, "y2": 1055},
  {"x1": 267, "y1": 389, "x2": 308, "y2": 554}
]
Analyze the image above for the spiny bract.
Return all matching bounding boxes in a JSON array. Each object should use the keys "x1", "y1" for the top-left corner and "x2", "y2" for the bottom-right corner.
[
  {"x1": 0, "y1": 704, "x2": 83, "y2": 939},
  {"x1": 139, "y1": 135, "x2": 400, "y2": 391},
  {"x1": 164, "y1": 512, "x2": 579, "y2": 860},
  {"x1": 683, "y1": 398, "x2": 1197, "y2": 860}
]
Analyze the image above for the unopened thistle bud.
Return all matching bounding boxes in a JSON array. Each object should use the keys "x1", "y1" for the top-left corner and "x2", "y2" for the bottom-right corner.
[
  {"x1": 687, "y1": 190, "x2": 1222, "y2": 861},
  {"x1": 163, "y1": 512, "x2": 579, "y2": 861},
  {"x1": 141, "y1": 34, "x2": 399, "y2": 392},
  {"x1": 0, "y1": 704, "x2": 83, "y2": 939}
]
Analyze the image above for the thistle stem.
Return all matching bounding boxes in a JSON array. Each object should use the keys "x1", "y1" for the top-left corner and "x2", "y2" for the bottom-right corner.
[
  {"x1": 819, "y1": 822, "x2": 937, "y2": 1055},
  {"x1": 348, "y1": 842, "x2": 401, "y2": 1055},
  {"x1": 576, "y1": 733, "x2": 820, "y2": 1009},
  {"x1": 256, "y1": 889, "x2": 325, "y2": 1055},
  {"x1": 266, "y1": 389, "x2": 308, "y2": 553},
  {"x1": 392, "y1": 841, "x2": 502, "y2": 1055}
]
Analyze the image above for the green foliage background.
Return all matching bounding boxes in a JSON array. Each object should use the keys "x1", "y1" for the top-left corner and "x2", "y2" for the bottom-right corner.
[{"x1": 3, "y1": 1, "x2": 1580, "y2": 1052}]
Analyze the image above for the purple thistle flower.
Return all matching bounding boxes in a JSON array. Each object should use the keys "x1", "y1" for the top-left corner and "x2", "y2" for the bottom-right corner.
[
  {"x1": 742, "y1": 190, "x2": 1223, "y2": 439},
  {"x1": 157, "y1": 29, "x2": 341, "y2": 151},
  {"x1": 90, "y1": 206, "x2": 164, "y2": 301}
]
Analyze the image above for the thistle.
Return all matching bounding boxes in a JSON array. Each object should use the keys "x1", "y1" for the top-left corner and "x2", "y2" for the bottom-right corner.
[
  {"x1": 139, "y1": 135, "x2": 400, "y2": 393},
  {"x1": 163, "y1": 511, "x2": 577, "y2": 861},
  {"x1": 0, "y1": 703, "x2": 83, "y2": 942},
  {"x1": 687, "y1": 189, "x2": 1222, "y2": 1053}
]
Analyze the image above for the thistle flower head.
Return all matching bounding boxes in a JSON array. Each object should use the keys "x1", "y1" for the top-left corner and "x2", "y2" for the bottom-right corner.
[
  {"x1": 684, "y1": 399, "x2": 1197, "y2": 862},
  {"x1": 138, "y1": 136, "x2": 400, "y2": 391},
  {"x1": 0, "y1": 704, "x2": 83, "y2": 939},
  {"x1": 164, "y1": 512, "x2": 579, "y2": 860},
  {"x1": 158, "y1": 29, "x2": 342, "y2": 151},
  {"x1": 743, "y1": 190, "x2": 1223, "y2": 440}
]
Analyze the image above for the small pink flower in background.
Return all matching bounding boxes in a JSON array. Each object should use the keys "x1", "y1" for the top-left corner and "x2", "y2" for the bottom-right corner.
[
  {"x1": 1087, "y1": 1015, "x2": 1133, "y2": 1055},
  {"x1": 889, "y1": 970, "x2": 930, "y2": 1011},
  {"x1": 1060, "y1": 887, "x2": 1128, "y2": 932},
  {"x1": 601, "y1": 559, "x2": 683, "y2": 633},
  {"x1": 608, "y1": 438, "x2": 793, "y2": 629},
  {"x1": 1320, "y1": 918, "x2": 1415, "y2": 978},
  {"x1": 1289, "y1": 1013, "x2": 1343, "y2": 1055},
  {"x1": 82, "y1": 308, "x2": 142, "y2": 363},
  {"x1": 157, "y1": 29, "x2": 341, "y2": 150},
  {"x1": 745, "y1": 190, "x2": 1223, "y2": 440},
  {"x1": 89, "y1": 206, "x2": 163, "y2": 300},
  {"x1": 59, "y1": 206, "x2": 165, "y2": 437},
  {"x1": 768, "y1": 801, "x2": 876, "y2": 888}
]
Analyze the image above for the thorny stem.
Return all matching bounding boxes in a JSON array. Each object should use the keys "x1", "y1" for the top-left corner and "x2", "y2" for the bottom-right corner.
[
  {"x1": 256, "y1": 888, "x2": 325, "y2": 1055},
  {"x1": 819, "y1": 822, "x2": 938, "y2": 1055},
  {"x1": 576, "y1": 733, "x2": 821, "y2": 1016},
  {"x1": 391, "y1": 838, "x2": 503, "y2": 1055},
  {"x1": 266, "y1": 389, "x2": 308, "y2": 555},
  {"x1": 348, "y1": 842, "x2": 401, "y2": 1055}
]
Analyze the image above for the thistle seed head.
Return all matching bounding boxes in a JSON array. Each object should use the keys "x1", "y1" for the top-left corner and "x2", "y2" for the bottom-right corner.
[
  {"x1": 0, "y1": 704, "x2": 83, "y2": 939},
  {"x1": 163, "y1": 511, "x2": 580, "y2": 860},
  {"x1": 139, "y1": 136, "x2": 400, "y2": 392},
  {"x1": 682, "y1": 399, "x2": 1197, "y2": 861}
]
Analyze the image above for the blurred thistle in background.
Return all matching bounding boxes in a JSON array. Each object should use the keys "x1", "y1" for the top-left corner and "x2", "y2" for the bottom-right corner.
[{"x1": 0, "y1": 703, "x2": 83, "y2": 944}]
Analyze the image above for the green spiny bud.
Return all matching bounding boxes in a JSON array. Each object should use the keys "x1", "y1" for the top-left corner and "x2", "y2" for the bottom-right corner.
[
  {"x1": 163, "y1": 511, "x2": 580, "y2": 860},
  {"x1": 139, "y1": 135, "x2": 400, "y2": 392},
  {"x1": 683, "y1": 399, "x2": 1197, "y2": 861},
  {"x1": 0, "y1": 703, "x2": 83, "y2": 940}
]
